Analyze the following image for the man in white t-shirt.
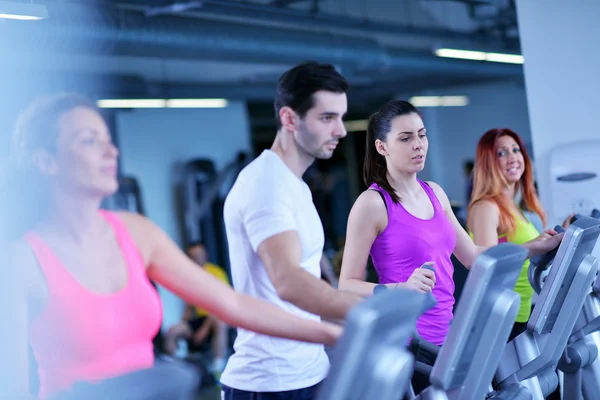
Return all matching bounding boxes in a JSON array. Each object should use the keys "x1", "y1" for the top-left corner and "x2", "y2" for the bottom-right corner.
[{"x1": 220, "y1": 62, "x2": 362, "y2": 400}]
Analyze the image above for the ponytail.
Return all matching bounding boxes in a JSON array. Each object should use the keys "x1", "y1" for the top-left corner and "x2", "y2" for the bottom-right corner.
[{"x1": 363, "y1": 112, "x2": 401, "y2": 203}]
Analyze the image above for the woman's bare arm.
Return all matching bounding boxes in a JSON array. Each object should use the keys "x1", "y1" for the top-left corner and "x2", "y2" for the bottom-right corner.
[
  {"x1": 338, "y1": 190, "x2": 388, "y2": 296},
  {"x1": 2, "y1": 240, "x2": 38, "y2": 398},
  {"x1": 121, "y1": 213, "x2": 342, "y2": 346}
]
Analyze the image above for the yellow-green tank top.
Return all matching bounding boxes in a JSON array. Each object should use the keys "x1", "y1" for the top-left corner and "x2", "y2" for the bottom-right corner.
[{"x1": 470, "y1": 213, "x2": 540, "y2": 322}]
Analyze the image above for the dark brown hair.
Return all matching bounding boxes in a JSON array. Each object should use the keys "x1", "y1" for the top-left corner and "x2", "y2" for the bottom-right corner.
[{"x1": 363, "y1": 100, "x2": 421, "y2": 203}]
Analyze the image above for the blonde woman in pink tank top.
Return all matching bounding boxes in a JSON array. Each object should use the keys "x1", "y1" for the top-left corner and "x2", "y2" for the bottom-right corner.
[
  {"x1": 337, "y1": 100, "x2": 563, "y2": 392},
  {"x1": 1, "y1": 94, "x2": 341, "y2": 399}
]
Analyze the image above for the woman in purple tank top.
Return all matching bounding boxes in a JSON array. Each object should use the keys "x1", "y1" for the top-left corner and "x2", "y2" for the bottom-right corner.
[{"x1": 338, "y1": 100, "x2": 562, "y2": 347}]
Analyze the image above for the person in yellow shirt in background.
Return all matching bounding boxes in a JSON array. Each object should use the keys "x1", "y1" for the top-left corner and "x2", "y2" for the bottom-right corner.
[{"x1": 165, "y1": 242, "x2": 230, "y2": 377}]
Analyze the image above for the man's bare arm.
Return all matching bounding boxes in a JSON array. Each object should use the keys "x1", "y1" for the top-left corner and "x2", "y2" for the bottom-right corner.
[{"x1": 258, "y1": 231, "x2": 362, "y2": 321}]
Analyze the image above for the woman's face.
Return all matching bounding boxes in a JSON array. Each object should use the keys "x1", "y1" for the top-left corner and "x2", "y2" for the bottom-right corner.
[
  {"x1": 46, "y1": 106, "x2": 120, "y2": 198},
  {"x1": 495, "y1": 134, "x2": 525, "y2": 184},
  {"x1": 376, "y1": 112, "x2": 428, "y2": 175}
]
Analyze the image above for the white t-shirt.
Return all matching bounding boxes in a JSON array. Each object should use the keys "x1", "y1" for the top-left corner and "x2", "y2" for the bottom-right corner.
[{"x1": 219, "y1": 150, "x2": 329, "y2": 392}]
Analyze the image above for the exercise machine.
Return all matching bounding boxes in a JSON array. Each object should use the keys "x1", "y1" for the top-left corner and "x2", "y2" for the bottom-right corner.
[
  {"x1": 101, "y1": 175, "x2": 145, "y2": 214},
  {"x1": 182, "y1": 152, "x2": 248, "y2": 270},
  {"x1": 490, "y1": 216, "x2": 600, "y2": 400},
  {"x1": 51, "y1": 361, "x2": 200, "y2": 400},
  {"x1": 411, "y1": 243, "x2": 528, "y2": 400},
  {"x1": 317, "y1": 288, "x2": 436, "y2": 400},
  {"x1": 544, "y1": 210, "x2": 600, "y2": 400}
]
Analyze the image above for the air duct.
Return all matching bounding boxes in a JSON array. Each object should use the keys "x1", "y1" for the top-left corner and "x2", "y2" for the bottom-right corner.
[{"x1": 0, "y1": 4, "x2": 521, "y2": 77}]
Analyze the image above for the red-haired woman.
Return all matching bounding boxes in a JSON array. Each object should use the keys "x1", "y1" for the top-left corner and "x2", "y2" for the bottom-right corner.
[{"x1": 467, "y1": 128, "x2": 568, "y2": 341}]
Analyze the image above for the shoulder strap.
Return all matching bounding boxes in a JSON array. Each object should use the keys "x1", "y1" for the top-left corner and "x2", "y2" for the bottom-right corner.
[
  {"x1": 419, "y1": 180, "x2": 445, "y2": 214},
  {"x1": 368, "y1": 183, "x2": 392, "y2": 211},
  {"x1": 99, "y1": 210, "x2": 148, "y2": 278}
]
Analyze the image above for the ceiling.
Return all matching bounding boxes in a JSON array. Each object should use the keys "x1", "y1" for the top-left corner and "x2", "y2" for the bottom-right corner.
[{"x1": 0, "y1": 0, "x2": 523, "y2": 106}]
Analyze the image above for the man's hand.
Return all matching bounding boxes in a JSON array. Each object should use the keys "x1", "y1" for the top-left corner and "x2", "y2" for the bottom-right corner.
[{"x1": 192, "y1": 318, "x2": 214, "y2": 345}]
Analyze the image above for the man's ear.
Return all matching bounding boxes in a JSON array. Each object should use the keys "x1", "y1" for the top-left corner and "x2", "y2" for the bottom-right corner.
[
  {"x1": 31, "y1": 149, "x2": 58, "y2": 176},
  {"x1": 279, "y1": 106, "x2": 298, "y2": 133}
]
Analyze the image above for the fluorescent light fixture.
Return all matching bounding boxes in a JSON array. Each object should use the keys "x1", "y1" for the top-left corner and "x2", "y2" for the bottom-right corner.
[
  {"x1": 409, "y1": 95, "x2": 469, "y2": 107},
  {"x1": 435, "y1": 48, "x2": 524, "y2": 64},
  {"x1": 344, "y1": 119, "x2": 369, "y2": 132},
  {"x1": 97, "y1": 98, "x2": 229, "y2": 109},
  {"x1": 435, "y1": 48, "x2": 486, "y2": 61},
  {"x1": 97, "y1": 99, "x2": 167, "y2": 109},
  {"x1": 166, "y1": 98, "x2": 228, "y2": 108},
  {"x1": 485, "y1": 52, "x2": 525, "y2": 64},
  {"x1": 0, "y1": 1, "x2": 48, "y2": 20}
]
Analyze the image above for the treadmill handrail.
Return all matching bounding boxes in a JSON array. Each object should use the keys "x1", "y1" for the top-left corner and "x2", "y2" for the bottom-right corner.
[
  {"x1": 529, "y1": 217, "x2": 600, "y2": 334},
  {"x1": 528, "y1": 225, "x2": 566, "y2": 294},
  {"x1": 517, "y1": 254, "x2": 597, "y2": 382},
  {"x1": 428, "y1": 243, "x2": 527, "y2": 398},
  {"x1": 317, "y1": 289, "x2": 436, "y2": 400},
  {"x1": 495, "y1": 217, "x2": 600, "y2": 388}
]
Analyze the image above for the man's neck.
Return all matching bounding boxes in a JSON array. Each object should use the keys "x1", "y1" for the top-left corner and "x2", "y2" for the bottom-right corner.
[{"x1": 270, "y1": 130, "x2": 314, "y2": 179}]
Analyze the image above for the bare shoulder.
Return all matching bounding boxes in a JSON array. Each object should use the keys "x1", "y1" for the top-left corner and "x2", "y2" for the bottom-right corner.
[
  {"x1": 469, "y1": 199, "x2": 499, "y2": 216},
  {"x1": 115, "y1": 210, "x2": 153, "y2": 229},
  {"x1": 467, "y1": 200, "x2": 500, "y2": 232},
  {"x1": 350, "y1": 189, "x2": 388, "y2": 230},
  {"x1": 2, "y1": 239, "x2": 42, "y2": 293},
  {"x1": 354, "y1": 189, "x2": 387, "y2": 214},
  {"x1": 4, "y1": 239, "x2": 35, "y2": 263}
]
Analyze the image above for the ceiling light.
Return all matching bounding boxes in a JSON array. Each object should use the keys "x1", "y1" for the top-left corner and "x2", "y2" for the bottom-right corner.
[
  {"x1": 0, "y1": 1, "x2": 48, "y2": 20},
  {"x1": 344, "y1": 119, "x2": 369, "y2": 132},
  {"x1": 409, "y1": 96, "x2": 469, "y2": 107},
  {"x1": 97, "y1": 99, "x2": 167, "y2": 109},
  {"x1": 97, "y1": 98, "x2": 229, "y2": 109},
  {"x1": 435, "y1": 48, "x2": 524, "y2": 65},
  {"x1": 435, "y1": 48, "x2": 486, "y2": 61},
  {"x1": 166, "y1": 98, "x2": 228, "y2": 108},
  {"x1": 485, "y1": 52, "x2": 525, "y2": 64}
]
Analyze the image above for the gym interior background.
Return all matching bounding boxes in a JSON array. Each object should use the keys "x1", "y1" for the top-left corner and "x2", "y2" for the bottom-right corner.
[{"x1": 1, "y1": 0, "x2": 598, "y2": 397}]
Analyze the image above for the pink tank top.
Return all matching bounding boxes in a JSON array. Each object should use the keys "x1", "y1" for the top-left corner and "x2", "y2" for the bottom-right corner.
[
  {"x1": 369, "y1": 181, "x2": 456, "y2": 346},
  {"x1": 25, "y1": 211, "x2": 163, "y2": 399}
]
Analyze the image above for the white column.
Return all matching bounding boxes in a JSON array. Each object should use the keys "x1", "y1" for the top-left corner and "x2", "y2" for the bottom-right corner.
[{"x1": 516, "y1": 0, "x2": 600, "y2": 227}]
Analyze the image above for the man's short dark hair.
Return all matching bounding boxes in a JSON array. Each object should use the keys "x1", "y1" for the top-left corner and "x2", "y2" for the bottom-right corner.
[
  {"x1": 464, "y1": 160, "x2": 475, "y2": 172},
  {"x1": 187, "y1": 241, "x2": 205, "y2": 251},
  {"x1": 274, "y1": 62, "x2": 349, "y2": 129}
]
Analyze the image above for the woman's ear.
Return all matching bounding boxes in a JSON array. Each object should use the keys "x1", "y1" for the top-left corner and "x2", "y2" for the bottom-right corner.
[
  {"x1": 31, "y1": 149, "x2": 58, "y2": 176},
  {"x1": 375, "y1": 139, "x2": 388, "y2": 156}
]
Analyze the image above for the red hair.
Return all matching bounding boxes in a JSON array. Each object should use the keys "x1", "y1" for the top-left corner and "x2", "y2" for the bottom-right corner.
[{"x1": 468, "y1": 128, "x2": 546, "y2": 235}]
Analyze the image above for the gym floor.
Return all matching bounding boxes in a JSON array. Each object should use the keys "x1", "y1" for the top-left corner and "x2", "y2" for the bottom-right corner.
[{"x1": 198, "y1": 387, "x2": 221, "y2": 400}]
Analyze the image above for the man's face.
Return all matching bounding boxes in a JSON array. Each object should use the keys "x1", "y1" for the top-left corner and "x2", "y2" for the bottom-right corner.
[
  {"x1": 187, "y1": 245, "x2": 208, "y2": 266},
  {"x1": 293, "y1": 90, "x2": 348, "y2": 160}
]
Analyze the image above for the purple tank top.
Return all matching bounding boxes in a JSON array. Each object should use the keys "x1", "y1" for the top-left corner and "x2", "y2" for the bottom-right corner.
[{"x1": 369, "y1": 180, "x2": 456, "y2": 345}]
